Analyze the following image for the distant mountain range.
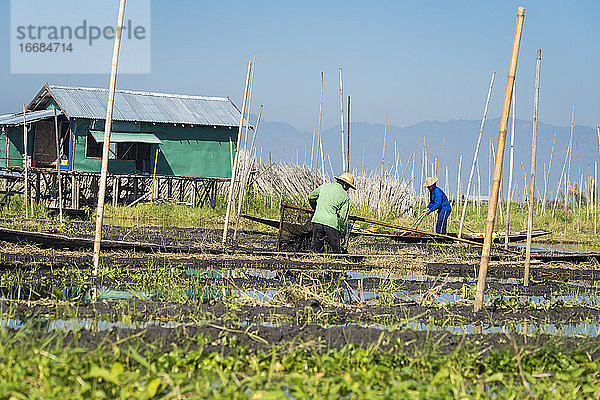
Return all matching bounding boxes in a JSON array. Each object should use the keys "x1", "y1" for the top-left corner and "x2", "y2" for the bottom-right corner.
[{"x1": 252, "y1": 117, "x2": 598, "y2": 199}]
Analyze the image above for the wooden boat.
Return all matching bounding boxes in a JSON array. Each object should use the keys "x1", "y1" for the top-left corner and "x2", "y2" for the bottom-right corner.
[
  {"x1": 355, "y1": 228, "x2": 551, "y2": 244},
  {"x1": 240, "y1": 213, "x2": 551, "y2": 244},
  {"x1": 0, "y1": 227, "x2": 214, "y2": 253}
]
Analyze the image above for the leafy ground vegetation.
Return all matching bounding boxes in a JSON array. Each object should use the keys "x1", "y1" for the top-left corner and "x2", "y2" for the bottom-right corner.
[{"x1": 1, "y1": 196, "x2": 600, "y2": 398}]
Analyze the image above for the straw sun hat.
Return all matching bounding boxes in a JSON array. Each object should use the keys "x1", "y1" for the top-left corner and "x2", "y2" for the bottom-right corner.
[
  {"x1": 423, "y1": 177, "x2": 438, "y2": 187},
  {"x1": 335, "y1": 172, "x2": 356, "y2": 189}
]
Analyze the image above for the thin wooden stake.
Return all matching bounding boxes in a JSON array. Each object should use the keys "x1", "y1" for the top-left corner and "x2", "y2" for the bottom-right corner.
[
  {"x1": 222, "y1": 60, "x2": 252, "y2": 244},
  {"x1": 243, "y1": 53, "x2": 256, "y2": 150},
  {"x1": 347, "y1": 95, "x2": 350, "y2": 172},
  {"x1": 339, "y1": 67, "x2": 346, "y2": 170},
  {"x1": 53, "y1": 108, "x2": 63, "y2": 223},
  {"x1": 92, "y1": 0, "x2": 127, "y2": 276},
  {"x1": 525, "y1": 49, "x2": 541, "y2": 287},
  {"x1": 317, "y1": 72, "x2": 325, "y2": 183},
  {"x1": 381, "y1": 113, "x2": 388, "y2": 176},
  {"x1": 565, "y1": 106, "x2": 574, "y2": 235},
  {"x1": 541, "y1": 130, "x2": 556, "y2": 214},
  {"x1": 476, "y1": 159, "x2": 481, "y2": 216},
  {"x1": 474, "y1": 6, "x2": 525, "y2": 312},
  {"x1": 459, "y1": 72, "x2": 495, "y2": 237},
  {"x1": 505, "y1": 85, "x2": 516, "y2": 248},
  {"x1": 455, "y1": 155, "x2": 462, "y2": 218},
  {"x1": 234, "y1": 105, "x2": 263, "y2": 239}
]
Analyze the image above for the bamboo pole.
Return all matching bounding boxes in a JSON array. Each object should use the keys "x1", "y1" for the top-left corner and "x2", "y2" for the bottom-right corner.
[
  {"x1": 411, "y1": 156, "x2": 415, "y2": 196},
  {"x1": 504, "y1": 86, "x2": 516, "y2": 248},
  {"x1": 339, "y1": 68, "x2": 346, "y2": 171},
  {"x1": 347, "y1": 95, "x2": 350, "y2": 172},
  {"x1": 597, "y1": 124, "x2": 600, "y2": 166},
  {"x1": 541, "y1": 130, "x2": 556, "y2": 215},
  {"x1": 378, "y1": 113, "x2": 388, "y2": 219},
  {"x1": 565, "y1": 105, "x2": 574, "y2": 235},
  {"x1": 418, "y1": 136, "x2": 425, "y2": 210},
  {"x1": 317, "y1": 72, "x2": 325, "y2": 183},
  {"x1": 222, "y1": 60, "x2": 252, "y2": 244},
  {"x1": 22, "y1": 105, "x2": 29, "y2": 219},
  {"x1": 243, "y1": 53, "x2": 256, "y2": 150},
  {"x1": 474, "y1": 6, "x2": 524, "y2": 312},
  {"x1": 459, "y1": 72, "x2": 495, "y2": 237},
  {"x1": 525, "y1": 49, "x2": 541, "y2": 287},
  {"x1": 234, "y1": 105, "x2": 263, "y2": 240},
  {"x1": 476, "y1": 159, "x2": 481, "y2": 216},
  {"x1": 92, "y1": 0, "x2": 127, "y2": 276},
  {"x1": 53, "y1": 108, "x2": 63, "y2": 223},
  {"x1": 596, "y1": 124, "x2": 600, "y2": 230},
  {"x1": 381, "y1": 113, "x2": 388, "y2": 176},
  {"x1": 455, "y1": 155, "x2": 462, "y2": 218},
  {"x1": 310, "y1": 128, "x2": 316, "y2": 170},
  {"x1": 552, "y1": 138, "x2": 570, "y2": 216},
  {"x1": 578, "y1": 173, "x2": 583, "y2": 232},
  {"x1": 488, "y1": 138, "x2": 492, "y2": 198}
]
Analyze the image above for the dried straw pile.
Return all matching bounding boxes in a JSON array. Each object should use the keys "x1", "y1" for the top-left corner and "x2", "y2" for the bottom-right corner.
[{"x1": 247, "y1": 161, "x2": 414, "y2": 214}]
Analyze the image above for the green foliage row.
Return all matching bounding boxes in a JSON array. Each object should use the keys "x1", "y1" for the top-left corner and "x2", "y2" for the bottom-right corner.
[{"x1": 0, "y1": 325, "x2": 598, "y2": 399}]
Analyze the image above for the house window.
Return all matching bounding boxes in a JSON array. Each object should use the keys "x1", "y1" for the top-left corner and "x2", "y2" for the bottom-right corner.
[
  {"x1": 86, "y1": 131, "x2": 153, "y2": 172},
  {"x1": 86, "y1": 131, "x2": 102, "y2": 158},
  {"x1": 85, "y1": 132, "x2": 117, "y2": 159}
]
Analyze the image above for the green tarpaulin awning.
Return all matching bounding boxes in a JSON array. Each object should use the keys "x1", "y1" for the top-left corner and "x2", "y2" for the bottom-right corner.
[{"x1": 90, "y1": 131, "x2": 163, "y2": 144}]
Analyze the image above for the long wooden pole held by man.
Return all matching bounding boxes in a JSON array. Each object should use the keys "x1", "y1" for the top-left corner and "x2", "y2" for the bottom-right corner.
[
  {"x1": 92, "y1": 0, "x2": 127, "y2": 276},
  {"x1": 474, "y1": 7, "x2": 525, "y2": 312}
]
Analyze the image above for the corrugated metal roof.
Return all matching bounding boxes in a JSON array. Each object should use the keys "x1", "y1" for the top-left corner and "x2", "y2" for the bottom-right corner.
[
  {"x1": 46, "y1": 85, "x2": 241, "y2": 126},
  {"x1": 0, "y1": 109, "x2": 62, "y2": 126},
  {"x1": 90, "y1": 130, "x2": 163, "y2": 144}
]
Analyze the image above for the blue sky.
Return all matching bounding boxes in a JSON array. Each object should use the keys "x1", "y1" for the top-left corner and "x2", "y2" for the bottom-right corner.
[{"x1": 1, "y1": 0, "x2": 598, "y2": 132}]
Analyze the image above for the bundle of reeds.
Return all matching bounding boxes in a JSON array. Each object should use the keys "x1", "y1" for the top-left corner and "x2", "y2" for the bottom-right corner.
[{"x1": 242, "y1": 161, "x2": 413, "y2": 214}]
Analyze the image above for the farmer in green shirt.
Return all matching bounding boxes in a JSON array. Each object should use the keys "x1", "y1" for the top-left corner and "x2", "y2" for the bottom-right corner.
[{"x1": 308, "y1": 172, "x2": 356, "y2": 253}]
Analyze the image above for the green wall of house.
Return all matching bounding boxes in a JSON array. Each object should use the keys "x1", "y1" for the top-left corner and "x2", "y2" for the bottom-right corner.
[
  {"x1": 4, "y1": 118, "x2": 237, "y2": 178},
  {"x1": 72, "y1": 119, "x2": 236, "y2": 178},
  {"x1": 6, "y1": 126, "x2": 34, "y2": 167}
]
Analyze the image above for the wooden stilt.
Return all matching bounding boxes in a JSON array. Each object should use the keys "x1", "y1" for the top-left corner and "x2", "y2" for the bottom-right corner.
[
  {"x1": 474, "y1": 7, "x2": 525, "y2": 312},
  {"x1": 53, "y1": 108, "x2": 63, "y2": 223},
  {"x1": 23, "y1": 105, "x2": 29, "y2": 219},
  {"x1": 71, "y1": 174, "x2": 76, "y2": 209}
]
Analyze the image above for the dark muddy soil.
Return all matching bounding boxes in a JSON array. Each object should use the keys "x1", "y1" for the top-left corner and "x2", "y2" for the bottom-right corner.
[
  {"x1": 4, "y1": 297, "x2": 600, "y2": 326},
  {"x1": 2, "y1": 265, "x2": 599, "y2": 299},
  {"x1": 427, "y1": 262, "x2": 600, "y2": 281},
  {"x1": 16, "y1": 322, "x2": 600, "y2": 359}
]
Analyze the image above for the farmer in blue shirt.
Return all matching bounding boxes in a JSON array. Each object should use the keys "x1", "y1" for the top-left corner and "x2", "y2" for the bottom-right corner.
[{"x1": 421, "y1": 177, "x2": 452, "y2": 234}]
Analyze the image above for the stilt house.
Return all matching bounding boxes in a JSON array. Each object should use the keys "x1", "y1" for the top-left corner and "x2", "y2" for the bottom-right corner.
[{"x1": 0, "y1": 83, "x2": 243, "y2": 178}]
